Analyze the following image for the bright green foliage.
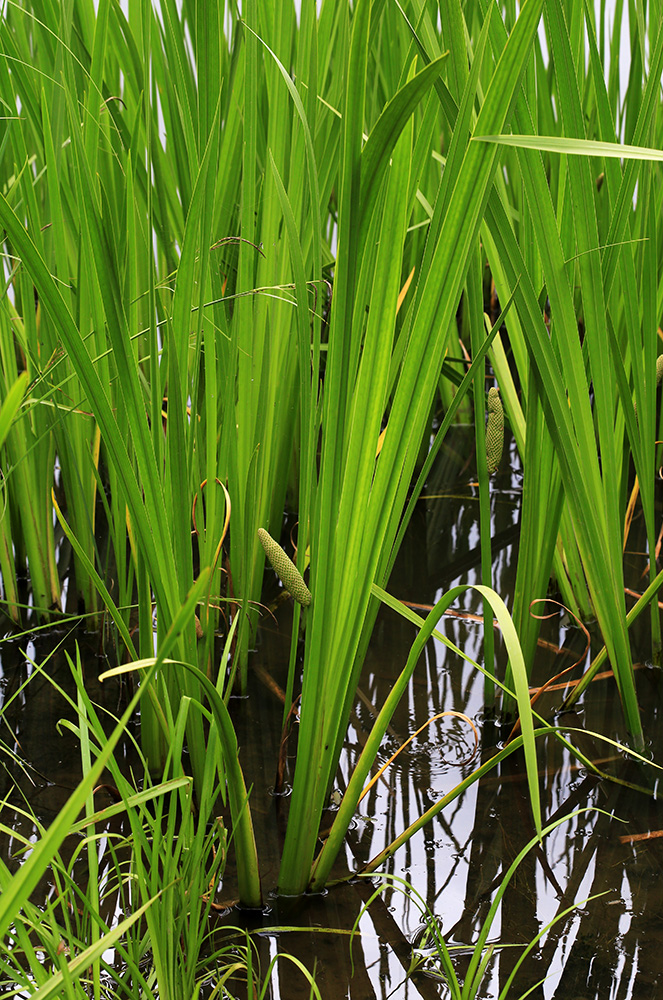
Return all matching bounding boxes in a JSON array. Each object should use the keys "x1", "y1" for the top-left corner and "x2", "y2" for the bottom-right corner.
[
  {"x1": 277, "y1": 0, "x2": 546, "y2": 895},
  {"x1": 0, "y1": 646, "x2": 319, "y2": 998},
  {"x1": 0, "y1": 0, "x2": 662, "y2": 913},
  {"x1": 472, "y1": 0, "x2": 663, "y2": 743}
]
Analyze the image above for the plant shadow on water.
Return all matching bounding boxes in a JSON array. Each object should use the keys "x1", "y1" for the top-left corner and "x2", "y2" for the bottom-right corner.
[
  {"x1": 205, "y1": 428, "x2": 663, "y2": 999},
  {"x1": 2, "y1": 429, "x2": 663, "y2": 999}
]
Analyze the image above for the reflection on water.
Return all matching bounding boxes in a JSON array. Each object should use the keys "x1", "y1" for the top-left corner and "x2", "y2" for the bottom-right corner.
[
  {"x1": 2, "y1": 428, "x2": 663, "y2": 998},
  {"x1": 245, "y1": 428, "x2": 663, "y2": 999}
]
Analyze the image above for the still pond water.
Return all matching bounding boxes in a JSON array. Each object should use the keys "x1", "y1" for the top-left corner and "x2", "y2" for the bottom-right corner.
[{"x1": 2, "y1": 427, "x2": 663, "y2": 999}]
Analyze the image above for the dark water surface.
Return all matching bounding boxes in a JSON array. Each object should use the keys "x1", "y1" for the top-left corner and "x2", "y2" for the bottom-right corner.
[{"x1": 2, "y1": 428, "x2": 663, "y2": 998}]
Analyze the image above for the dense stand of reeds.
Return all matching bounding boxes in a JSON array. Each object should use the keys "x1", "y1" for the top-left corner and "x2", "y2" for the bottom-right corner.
[{"x1": 2, "y1": 0, "x2": 663, "y2": 992}]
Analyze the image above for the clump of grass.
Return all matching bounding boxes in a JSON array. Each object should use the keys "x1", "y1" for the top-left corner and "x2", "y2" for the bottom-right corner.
[
  {"x1": 0, "y1": 644, "x2": 320, "y2": 998},
  {"x1": 1, "y1": 0, "x2": 663, "y2": 921}
]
